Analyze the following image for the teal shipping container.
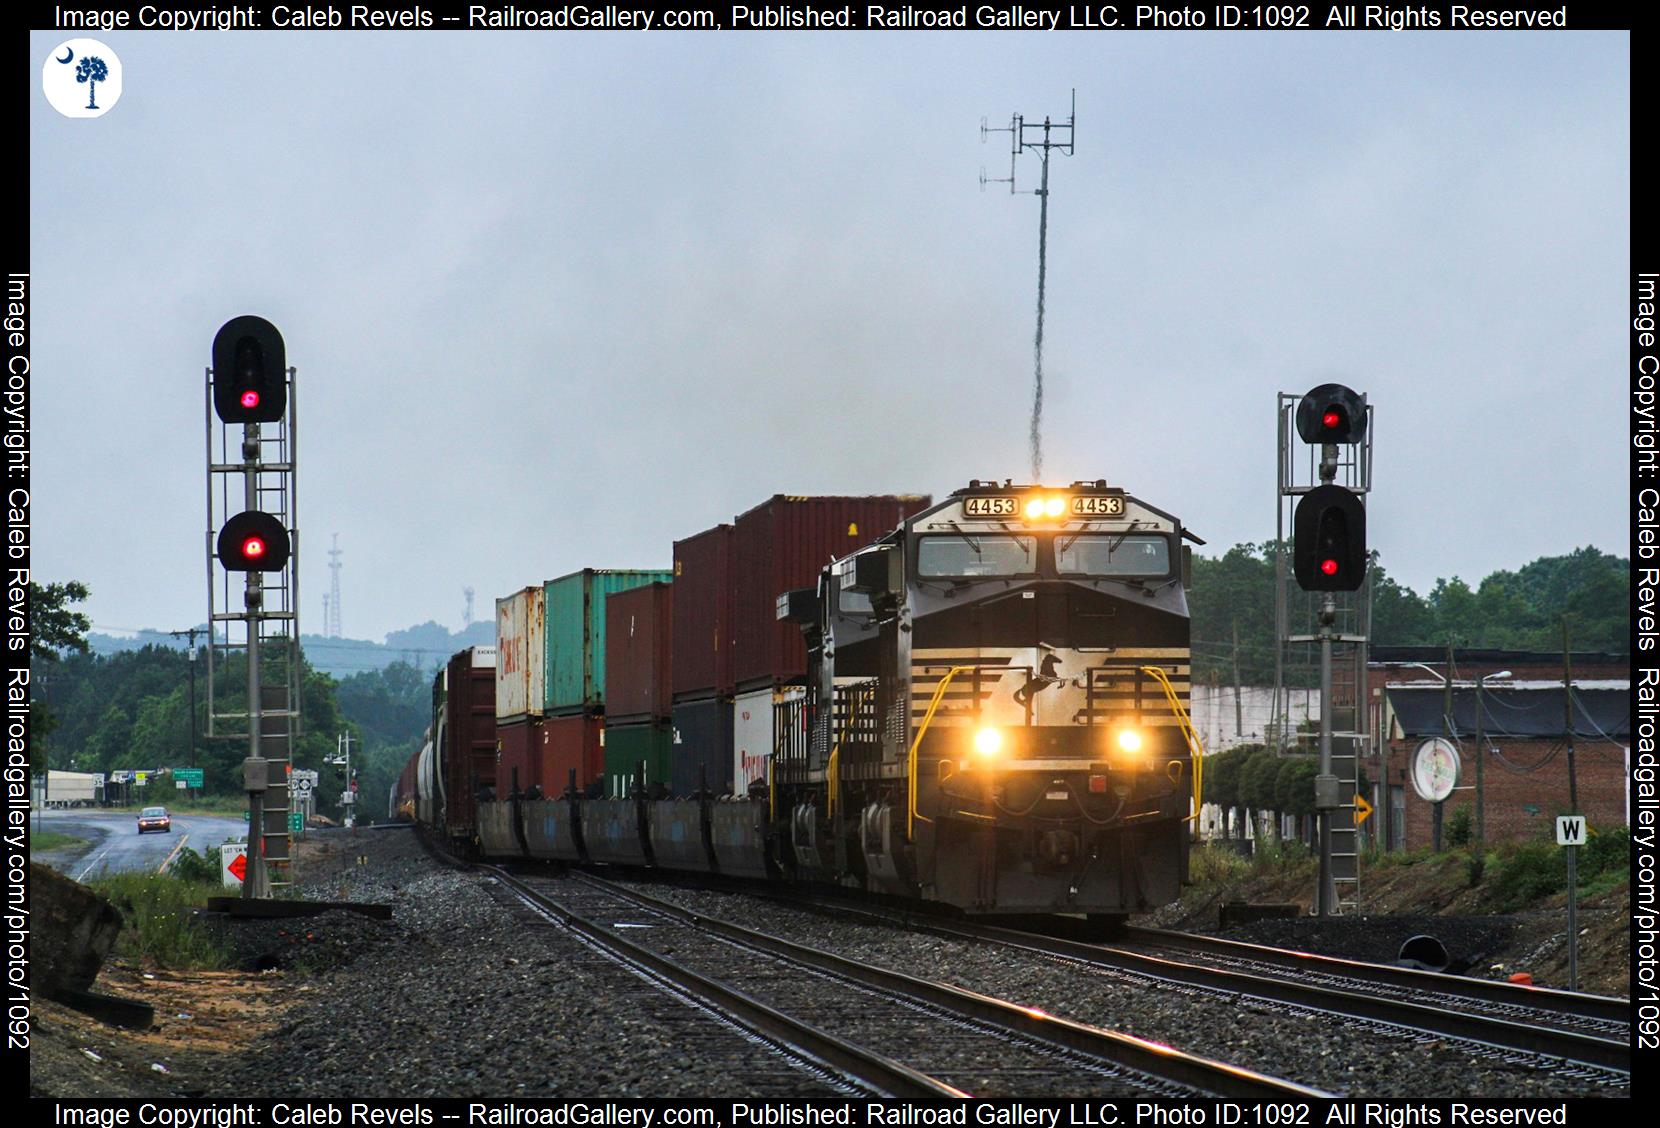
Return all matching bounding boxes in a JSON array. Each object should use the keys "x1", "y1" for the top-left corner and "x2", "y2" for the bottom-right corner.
[{"x1": 544, "y1": 569, "x2": 673, "y2": 714}]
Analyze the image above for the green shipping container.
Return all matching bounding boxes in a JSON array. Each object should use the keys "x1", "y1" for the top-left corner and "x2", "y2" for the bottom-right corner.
[
  {"x1": 545, "y1": 569, "x2": 673, "y2": 714},
  {"x1": 602, "y1": 721, "x2": 674, "y2": 799}
]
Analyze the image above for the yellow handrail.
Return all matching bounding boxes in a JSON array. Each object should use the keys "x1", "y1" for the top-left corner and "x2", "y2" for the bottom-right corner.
[
  {"x1": 826, "y1": 742, "x2": 841, "y2": 819},
  {"x1": 907, "y1": 665, "x2": 977, "y2": 840},
  {"x1": 1140, "y1": 664, "x2": 1203, "y2": 821}
]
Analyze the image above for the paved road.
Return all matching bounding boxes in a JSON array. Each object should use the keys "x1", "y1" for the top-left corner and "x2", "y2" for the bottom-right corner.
[{"x1": 32, "y1": 808, "x2": 250, "y2": 881}]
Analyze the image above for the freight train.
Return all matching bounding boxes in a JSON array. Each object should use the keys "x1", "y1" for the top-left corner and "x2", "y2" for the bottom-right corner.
[{"x1": 393, "y1": 482, "x2": 1202, "y2": 920}]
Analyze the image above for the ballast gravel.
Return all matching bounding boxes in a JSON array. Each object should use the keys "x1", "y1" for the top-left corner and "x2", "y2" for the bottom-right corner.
[
  {"x1": 195, "y1": 831, "x2": 845, "y2": 1098},
  {"x1": 598, "y1": 878, "x2": 1628, "y2": 1101}
]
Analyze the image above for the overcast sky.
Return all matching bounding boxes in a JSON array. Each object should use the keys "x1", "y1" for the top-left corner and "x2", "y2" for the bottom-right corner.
[{"x1": 29, "y1": 30, "x2": 1629, "y2": 645}]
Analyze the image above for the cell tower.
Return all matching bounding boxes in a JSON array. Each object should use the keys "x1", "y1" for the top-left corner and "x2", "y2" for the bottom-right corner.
[
  {"x1": 327, "y1": 533, "x2": 342, "y2": 639},
  {"x1": 981, "y1": 90, "x2": 1076, "y2": 482},
  {"x1": 463, "y1": 586, "x2": 476, "y2": 628}
]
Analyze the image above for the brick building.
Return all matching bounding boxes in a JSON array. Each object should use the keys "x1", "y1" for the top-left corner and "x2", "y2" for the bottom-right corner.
[{"x1": 1363, "y1": 648, "x2": 1628, "y2": 851}]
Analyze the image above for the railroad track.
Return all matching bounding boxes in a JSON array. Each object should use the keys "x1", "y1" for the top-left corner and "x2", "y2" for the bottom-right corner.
[
  {"x1": 711, "y1": 886, "x2": 1630, "y2": 1079},
  {"x1": 1120, "y1": 925, "x2": 1630, "y2": 1037},
  {"x1": 484, "y1": 866, "x2": 1329, "y2": 1099}
]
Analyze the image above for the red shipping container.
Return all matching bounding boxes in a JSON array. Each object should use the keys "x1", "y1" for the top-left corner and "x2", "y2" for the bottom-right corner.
[
  {"x1": 439, "y1": 646, "x2": 497, "y2": 840},
  {"x1": 497, "y1": 719, "x2": 537, "y2": 796},
  {"x1": 539, "y1": 713, "x2": 604, "y2": 795},
  {"x1": 672, "y1": 524, "x2": 734, "y2": 698},
  {"x1": 732, "y1": 495, "x2": 930, "y2": 691},
  {"x1": 605, "y1": 582, "x2": 673, "y2": 724}
]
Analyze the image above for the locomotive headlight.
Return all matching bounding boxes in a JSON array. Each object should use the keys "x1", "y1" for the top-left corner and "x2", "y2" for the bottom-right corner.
[
  {"x1": 1044, "y1": 496, "x2": 1066, "y2": 517},
  {"x1": 1116, "y1": 729, "x2": 1143, "y2": 754},
  {"x1": 973, "y1": 726, "x2": 1004, "y2": 758},
  {"x1": 1025, "y1": 498, "x2": 1046, "y2": 519}
]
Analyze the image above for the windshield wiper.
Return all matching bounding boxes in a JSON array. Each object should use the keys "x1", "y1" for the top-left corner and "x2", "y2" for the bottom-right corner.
[
  {"x1": 946, "y1": 520, "x2": 981, "y2": 552},
  {"x1": 1106, "y1": 520, "x2": 1146, "y2": 556}
]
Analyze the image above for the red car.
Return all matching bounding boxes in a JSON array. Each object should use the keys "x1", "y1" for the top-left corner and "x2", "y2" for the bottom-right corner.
[{"x1": 137, "y1": 806, "x2": 171, "y2": 834}]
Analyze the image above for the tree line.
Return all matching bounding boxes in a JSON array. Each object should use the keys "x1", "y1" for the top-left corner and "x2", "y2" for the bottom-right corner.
[{"x1": 1187, "y1": 544, "x2": 1627, "y2": 685}]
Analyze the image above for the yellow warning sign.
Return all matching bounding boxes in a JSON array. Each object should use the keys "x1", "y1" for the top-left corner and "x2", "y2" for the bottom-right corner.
[{"x1": 1354, "y1": 793, "x2": 1374, "y2": 825}]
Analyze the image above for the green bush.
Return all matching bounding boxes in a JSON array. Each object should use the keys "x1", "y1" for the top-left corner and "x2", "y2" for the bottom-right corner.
[
  {"x1": 1190, "y1": 843, "x2": 1251, "y2": 885},
  {"x1": 1582, "y1": 824, "x2": 1629, "y2": 878},
  {"x1": 167, "y1": 845, "x2": 220, "y2": 884},
  {"x1": 1487, "y1": 841, "x2": 1564, "y2": 912},
  {"x1": 1446, "y1": 805, "x2": 1472, "y2": 848},
  {"x1": 88, "y1": 871, "x2": 231, "y2": 969}
]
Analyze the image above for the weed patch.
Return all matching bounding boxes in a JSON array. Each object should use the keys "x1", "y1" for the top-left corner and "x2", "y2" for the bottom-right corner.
[{"x1": 88, "y1": 867, "x2": 232, "y2": 970}]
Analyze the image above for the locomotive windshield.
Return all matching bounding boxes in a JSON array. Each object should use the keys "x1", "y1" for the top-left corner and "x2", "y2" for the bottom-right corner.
[
  {"x1": 916, "y1": 534, "x2": 1037, "y2": 577},
  {"x1": 1055, "y1": 534, "x2": 1172, "y2": 577}
]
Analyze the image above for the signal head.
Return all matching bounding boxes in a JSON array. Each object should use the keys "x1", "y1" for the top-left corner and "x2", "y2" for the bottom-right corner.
[
  {"x1": 217, "y1": 510, "x2": 291, "y2": 572},
  {"x1": 1293, "y1": 484, "x2": 1367, "y2": 591},
  {"x1": 1295, "y1": 383, "x2": 1367, "y2": 444},
  {"x1": 212, "y1": 315, "x2": 287, "y2": 424}
]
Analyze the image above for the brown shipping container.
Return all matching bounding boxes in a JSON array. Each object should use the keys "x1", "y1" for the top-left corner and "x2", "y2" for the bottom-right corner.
[
  {"x1": 672, "y1": 524, "x2": 734, "y2": 698},
  {"x1": 539, "y1": 713, "x2": 605, "y2": 795},
  {"x1": 605, "y1": 582, "x2": 674, "y2": 724},
  {"x1": 497, "y1": 719, "x2": 537, "y2": 796},
  {"x1": 440, "y1": 646, "x2": 498, "y2": 840},
  {"x1": 732, "y1": 495, "x2": 930, "y2": 691}
]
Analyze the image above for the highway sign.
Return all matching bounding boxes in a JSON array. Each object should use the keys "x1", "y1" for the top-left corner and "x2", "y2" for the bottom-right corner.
[
  {"x1": 134, "y1": 771, "x2": 149, "y2": 787},
  {"x1": 176, "y1": 780, "x2": 187, "y2": 789},
  {"x1": 289, "y1": 811, "x2": 303, "y2": 833},
  {"x1": 176, "y1": 768, "x2": 204, "y2": 787},
  {"x1": 1556, "y1": 815, "x2": 1587, "y2": 846},
  {"x1": 1353, "y1": 793, "x2": 1373, "y2": 825}
]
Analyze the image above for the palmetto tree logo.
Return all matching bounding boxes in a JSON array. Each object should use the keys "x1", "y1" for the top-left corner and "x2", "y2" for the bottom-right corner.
[
  {"x1": 43, "y1": 39, "x2": 122, "y2": 118},
  {"x1": 75, "y1": 55, "x2": 108, "y2": 109}
]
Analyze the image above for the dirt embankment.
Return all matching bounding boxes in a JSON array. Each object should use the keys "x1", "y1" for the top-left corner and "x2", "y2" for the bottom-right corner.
[{"x1": 1140, "y1": 848, "x2": 1630, "y2": 997}]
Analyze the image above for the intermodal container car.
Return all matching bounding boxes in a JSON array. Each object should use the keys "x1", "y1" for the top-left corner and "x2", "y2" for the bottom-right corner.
[
  {"x1": 496, "y1": 718, "x2": 537, "y2": 796},
  {"x1": 731, "y1": 494, "x2": 929, "y2": 692},
  {"x1": 602, "y1": 720, "x2": 673, "y2": 799},
  {"x1": 544, "y1": 569, "x2": 672, "y2": 715},
  {"x1": 540, "y1": 713, "x2": 605, "y2": 796},
  {"x1": 604, "y1": 582, "x2": 673, "y2": 725},
  {"x1": 670, "y1": 696, "x2": 733, "y2": 798},
  {"x1": 495, "y1": 587, "x2": 546, "y2": 721},
  {"x1": 671, "y1": 525, "x2": 734, "y2": 699}
]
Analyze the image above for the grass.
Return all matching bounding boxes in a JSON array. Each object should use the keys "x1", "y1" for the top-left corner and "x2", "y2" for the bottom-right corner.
[
  {"x1": 31, "y1": 831, "x2": 88, "y2": 852},
  {"x1": 88, "y1": 852, "x2": 234, "y2": 970}
]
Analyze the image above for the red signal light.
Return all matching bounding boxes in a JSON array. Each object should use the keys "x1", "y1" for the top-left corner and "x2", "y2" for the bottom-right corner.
[
  {"x1": 243, "y1": 536, "x2": 267, "y2": 560},
  {"x1": 1322, "y1": 409, "x2": 1340, "y2": 429},
  {"x1": 1321, "y1": 558, "x2": 1339, "y2": 576},
  {"x1": 240, "y1": 390, "x2": 260, "y2": 409}
]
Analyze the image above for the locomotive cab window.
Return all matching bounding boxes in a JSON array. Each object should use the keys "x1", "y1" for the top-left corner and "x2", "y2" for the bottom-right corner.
[
  {"x1": 1055, "y1": 534, "x2": 1172, "y2": 577},
  {"x1": 917, "y1": 535, "x2": 1037, "y2": 577}
]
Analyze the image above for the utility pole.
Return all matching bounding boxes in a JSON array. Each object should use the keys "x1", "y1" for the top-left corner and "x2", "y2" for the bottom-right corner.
[
  {"x1": 1437, "y1": 638, "x2": 1454, "y2": 852},
  {"x1": 1232, "y1": 620, "x2": 1244, "y2": 739},
  {"x1": 168, "y1": 627, "x2": 207, "y2": 797},
  {"x1": 1563, "y1": 617, "x2": 1578, "y2": 814},
  {"x1": 981, "y1": 90, "x2": 1076, "y2": 482}
]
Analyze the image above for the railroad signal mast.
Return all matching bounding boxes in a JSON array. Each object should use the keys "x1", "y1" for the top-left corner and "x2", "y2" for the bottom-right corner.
[
  {"x1": 1276, "y1": 383, "x2": 1372, "y2": 918},
  {"x1": 205, "y1": 315, "x2": 301, "y2": 899}
]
